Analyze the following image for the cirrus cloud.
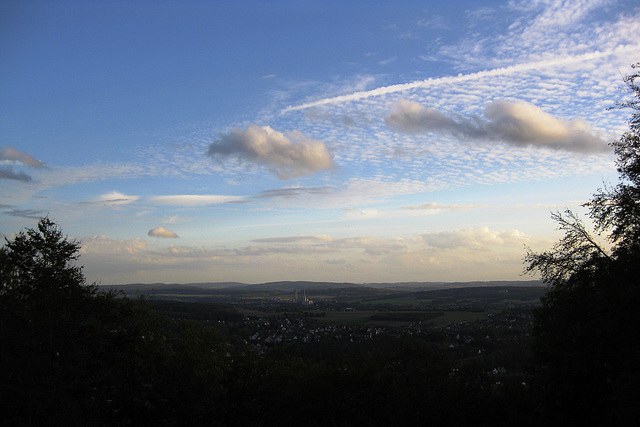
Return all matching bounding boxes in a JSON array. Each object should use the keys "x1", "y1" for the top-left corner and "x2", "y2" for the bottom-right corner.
[
  {"x1": 402, "y1": 202, "x2": 482, "y2": 211},
  {"x1": 151, "y1": 195, "x2": 245, "y2": 206},
  {"x1": 385, "y1": 99, "x2": 608, "y2": 153},
  {"x1": 206, "y1": 125, "x2": 336, "y2": 179}
]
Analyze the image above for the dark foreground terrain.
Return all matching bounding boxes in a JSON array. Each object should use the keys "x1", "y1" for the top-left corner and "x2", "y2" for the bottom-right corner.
[
  {"x1": 4, "y1": 279, "x2": 550, "y2": 426},
  {"x1": 2, "y1": 278, "x2": 634, "y2": 426}
]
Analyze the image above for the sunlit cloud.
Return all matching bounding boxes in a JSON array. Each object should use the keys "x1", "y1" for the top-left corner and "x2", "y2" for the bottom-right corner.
[
  {"x1": 80, "y1": 235, "x2": 150, "y2": 256},
  {"x1": 207, "y1": 125, "x2": 336, "y2": 179},
  {"x1": 414, "y1": 226, "x2": 532, "y2": 250},
  {"x1": 0, "y1": 146, "x2": 46, "y2": 168},
  {"x1": 385, "y1": 99, "x2": 608, "y2": 153},
  {"x1": 148, "y1": 227, "x2": 179, "y2": 239},
  {"x1": 252, "y1": 235, "x2": 333, "y2": 244},
  {"x1": 78, "y1": 225, "x2": 552, "y2": 284}
]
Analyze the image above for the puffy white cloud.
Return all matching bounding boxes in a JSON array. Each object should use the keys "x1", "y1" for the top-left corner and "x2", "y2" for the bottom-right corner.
[
  {"x1": 385, "y1": 100, "x2": 464, "y2": 135},
  {"x1": 148, "y1": 227, "x2": 179, "y2": 239},
  {"x1": 207, "y1": 125, "x2": 336, "y2": 179},
  {"x1": 484, "y1": 100, "x2": 607, "y2": 152},
  {"x1": 385, "y1": 99, "x2": 608, "y2": 153},
  {"x1": 151, "y1": 195, "x2": 244, "y2": 206}
]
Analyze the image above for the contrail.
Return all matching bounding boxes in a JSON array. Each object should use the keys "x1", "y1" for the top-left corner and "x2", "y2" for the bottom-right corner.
[{"x1": 282, "y1": 45, "x2": 639, "y2": 113}]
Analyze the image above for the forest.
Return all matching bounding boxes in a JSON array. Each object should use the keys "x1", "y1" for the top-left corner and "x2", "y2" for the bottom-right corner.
[{"x1": 1, "y1": 66, "x2": 639, "y2": 426}]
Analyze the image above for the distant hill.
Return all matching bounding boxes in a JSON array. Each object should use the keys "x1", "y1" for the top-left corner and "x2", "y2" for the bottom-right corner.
[
  {"x1": 233, "y1": 281, "x2": 366, "y2": 292},
  {"x1": 101, "y1": 282, "x2": 246, "y2": 297},
  {"x1": 371, "y1": 280, "x2": 544, "y2": 290},
  {"x1": 101, "y1": 280, "x2": 544, "y2": 295}
]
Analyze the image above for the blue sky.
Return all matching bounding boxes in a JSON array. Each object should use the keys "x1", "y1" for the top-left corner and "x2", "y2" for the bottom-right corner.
[{"x1": 1, "y1": 0, "x2": 638, "y2": 284}]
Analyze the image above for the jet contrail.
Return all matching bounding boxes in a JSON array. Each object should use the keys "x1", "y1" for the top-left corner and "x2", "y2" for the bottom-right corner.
[{"x1": 282, "y1": 45, "x2": 639, "y2": 113}]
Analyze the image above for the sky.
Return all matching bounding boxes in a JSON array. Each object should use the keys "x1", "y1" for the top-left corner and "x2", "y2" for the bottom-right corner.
[{"x1": 1, "y1": 0, "x2": 639, "y2": 285}]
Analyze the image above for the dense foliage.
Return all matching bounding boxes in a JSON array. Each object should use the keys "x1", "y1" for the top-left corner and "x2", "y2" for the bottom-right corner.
[
  {"x1": 525, "y1": 64, "x2": 640, "y2": 425},
  {"x1": 1, "y1": 219, "x2": 166, "y2": 425}
]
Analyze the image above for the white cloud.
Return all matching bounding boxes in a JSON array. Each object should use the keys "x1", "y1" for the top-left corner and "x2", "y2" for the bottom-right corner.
[
  {"x1": 402, "y1": 202, "x2": 481, "y2": 211},
  {"x1": 385, "y1": 99, "x2": 608, "y2": 153},
  {"x1": 79, "y1": 235, "x2": 227, "y2": 283},
  {"x1": 417, "y1": 15, "x2": 448, "y2": 30},
  {"x1": 151, "y1": 195, "x2": 244, "y2": 206},
  {"x1": 282, "y1": 46, "x2": 638, "y2": 112},
  {"x1": 148, "y1": 227, "x2": 179, "y2": 239},
  {"x1": 207, "y1": 125, "x2": 336, "y2": 179},
  {"x1": 252, "y1": 235, "x2": 333, "y2": 244},
  {"x1": 254, "y1": 178, "x2": 433, "y2": 210},
  {"x1": 247, "y1": 234, "x2": 408, "y2": 258},
  {"x1": 97, "y1": 191, "x2": 140, "y2": 206},
  {"x1": 415, "y1": 226, "x2": 532, "y2": 251},
  {"x1": 80, "y1": 235, "x2": 149, "y2": 256},
  {"x1": 343, "y1": 209, "x2": 381, "y2": 219},
  {"x1": 77, "y1": 227, "x2": 551, "y2": 284}
]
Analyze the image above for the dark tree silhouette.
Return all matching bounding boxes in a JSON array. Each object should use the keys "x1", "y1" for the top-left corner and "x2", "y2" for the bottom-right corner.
[
  {"x1": 0, "y1": 218, "x2": 165, "y2": 426},
  {"x1": 525, "y1": 64, "x2": 640, "y2": 425}
]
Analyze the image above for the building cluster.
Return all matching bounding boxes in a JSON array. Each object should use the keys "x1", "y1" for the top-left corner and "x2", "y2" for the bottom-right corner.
[
  {"x1": 293, "y1": 289, "x2": 313, "y2": 306},
  {"x1": 244, "y1": 315, "x2": 386, "y2": 352},
  {"x1": 231, "y1": 308, "x2": 534, "y2": 376}
]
